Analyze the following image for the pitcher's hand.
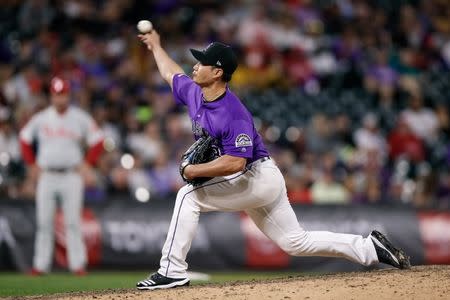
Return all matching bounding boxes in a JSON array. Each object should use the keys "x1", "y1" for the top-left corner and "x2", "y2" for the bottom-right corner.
[{"x1": 138, "y1": 30, "x2": 161, "y2": 51}]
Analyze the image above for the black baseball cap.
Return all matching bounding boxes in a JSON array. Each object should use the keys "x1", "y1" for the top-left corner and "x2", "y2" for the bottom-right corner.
[{"x1": 190, "y1": 42, "x2": 238, "y2": 76}]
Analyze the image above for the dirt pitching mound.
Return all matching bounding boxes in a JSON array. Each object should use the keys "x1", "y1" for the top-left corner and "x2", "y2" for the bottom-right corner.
[{"x1": 36, "y1": 265, "x2": 450, "y2": 300}]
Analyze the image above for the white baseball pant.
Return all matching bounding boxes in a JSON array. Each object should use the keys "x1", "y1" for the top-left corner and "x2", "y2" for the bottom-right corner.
[
  {"x1": 158, "y1": 158, "x2": 378, "y2": 278},
  {"x1": 33, "y1": 170, "x2": 86, "y2": 272}
]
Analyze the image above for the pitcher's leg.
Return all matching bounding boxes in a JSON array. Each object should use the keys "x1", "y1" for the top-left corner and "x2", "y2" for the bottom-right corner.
[
  {"x1": 246, "y1": 191, "x2": 378, "y2": 266},
  {"x1": 61, "y1": 173, "x2": 86, "y2": 271},
  {"x1": 33, "y1": 174, "x2": 57, "y2": 272},
  {"x1": 158, "y1": 185, "x2": 201, "y2": 278}
]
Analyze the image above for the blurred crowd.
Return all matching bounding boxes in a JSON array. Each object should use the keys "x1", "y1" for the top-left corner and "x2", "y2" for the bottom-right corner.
[{"x1": 0, "y1": 0, "x2": 449, "y2": 208}]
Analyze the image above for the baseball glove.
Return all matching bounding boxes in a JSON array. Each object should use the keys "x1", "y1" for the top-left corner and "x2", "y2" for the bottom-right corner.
[{"x1": 179, "y1": 133, "x2": 220, "y2": 186}]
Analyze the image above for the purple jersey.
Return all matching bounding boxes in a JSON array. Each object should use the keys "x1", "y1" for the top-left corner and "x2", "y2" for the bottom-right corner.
[{"x1": 172, "y1": 74, "x2": 269, "y2": 163}]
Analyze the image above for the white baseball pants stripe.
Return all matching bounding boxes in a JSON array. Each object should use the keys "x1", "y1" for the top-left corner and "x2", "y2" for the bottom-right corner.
[{"x1": 158, "y1": 159, "x2": 378, "y2": 278}]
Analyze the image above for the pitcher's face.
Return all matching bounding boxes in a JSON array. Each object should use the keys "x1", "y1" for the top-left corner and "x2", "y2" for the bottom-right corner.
[{"x1": 192, "y1": 63, "x2": 222, "y2": 86}]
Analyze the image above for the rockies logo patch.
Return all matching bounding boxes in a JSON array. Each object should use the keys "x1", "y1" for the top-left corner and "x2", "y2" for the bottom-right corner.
[{"x1": 235, "y1": 133, "x2": 252, "y2": 147}]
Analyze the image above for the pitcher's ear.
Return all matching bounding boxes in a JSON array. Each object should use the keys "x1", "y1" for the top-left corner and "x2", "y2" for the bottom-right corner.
[{"x1": 214, "y1": 67, "x2": 223, "y2": 78}]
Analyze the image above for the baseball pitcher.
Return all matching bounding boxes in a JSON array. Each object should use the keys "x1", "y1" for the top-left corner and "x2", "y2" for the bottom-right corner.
[
  {"x1": 20, "y1": 77, "x2": 104, "y2": 275},
  {"x1": 136, "y1": 30, "x2": 410, "y2": 290}
]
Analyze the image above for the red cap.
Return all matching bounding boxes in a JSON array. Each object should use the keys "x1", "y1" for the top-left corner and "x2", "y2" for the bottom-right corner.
[{"x1": 50, "y1": 77, "x2": 70, "y2": 94}]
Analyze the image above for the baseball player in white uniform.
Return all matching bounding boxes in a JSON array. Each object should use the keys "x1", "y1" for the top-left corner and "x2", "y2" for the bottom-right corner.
[
  {"x1": 136, "y1": 30, "x2": 411, "y2": 290},
  {"x1": 20, "y1": 77, "x2": 104, "y2": 275}
]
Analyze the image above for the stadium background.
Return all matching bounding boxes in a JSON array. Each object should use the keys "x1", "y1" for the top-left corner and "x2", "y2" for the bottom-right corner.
[{"x1": 0, "y1": 0, "x2": 449, "y2": 289}]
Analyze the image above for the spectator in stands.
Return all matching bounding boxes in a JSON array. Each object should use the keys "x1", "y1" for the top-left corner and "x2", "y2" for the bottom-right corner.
[
  {"x1": 366, "y1": 176, "x2": 383, "y2": 203},
  {"x1": 333, "y1": 113, "x2": 354, "y2": 148},
  {"x1": 108, "y1": 165, "x2": 131, "y2": 196},
  {"x1": 364, "y1": 48, "x2": 398, "y2": 104},
  {"x1": 311, "y1": 170, "x2": 350, "y2": 204},
  {"x1": 332, "y1": 26, "x2": 362, "y2": 66},
  {"x1": 236, "y1": 6, "x2": 270, "y2": 48},
  {"x1": 400, "y1": 91, "x2": 439, "y2": 145},
  {"x1": 271, "y1": 8, "x2": 316, "y2": 53},
  {"x1": 92, "y1": 104, "x2": 122, "y2": 150},
  {"x1": 388, "y1": 116, "x2": 425, "y2": 163},
  {"x1": 428, "y1": 104, "x2": 450, "y2": 169},
  {"x1": 0, "y1": 108, "x2": 21, "y2": 198},
  {"x1": 0, "y1": 108, "x2": 20, "y2": 163},
  {"x1": 282, "y1": 47, "x2": 315, "y2": 87},
  {"x1": 353, "y1": 113, "x2": 387, "y2": 166},
  {"x1": 2, "y1": 63, "x2": 44, "y2": 109},
  {"x1": 286, "y1": 169, "x2": 312, "y2": 204},
  {"x1": 311, "y1": 151, "x2": 350, "y2": 204},
  {"x1": 126, "y1": 153, "x2": 152, "y2": 201},
  {"x1": 148, "y1": 150, "x2": 183, "y2": 199},
  {"x1": 435, "y1": 104, "x2": 450, "y2": 143},
  {"x1": 18, "y1": 0, "x2": 55, "y2": 37},
  {"x1": 296, "y1": 152, "x2": 320, "y2": 188},
  {"x1": 163, "y1": 113, "x2": 192, "y2": 158},
  {"x1": 126, "y1": 120, "x2": 162, "y2": 165},
  {"x1": 304, "y1": 113, "x2": 335, "y2": 155},
  {"x1": 393, "y1": 5, "x2": 428, "y2": 50},
  {"x1": 391, "y1": 47, "x2": 421, "y2": 78},
  {"x1": 412, "y1": 162, "x2": 436, "y2": 208}
]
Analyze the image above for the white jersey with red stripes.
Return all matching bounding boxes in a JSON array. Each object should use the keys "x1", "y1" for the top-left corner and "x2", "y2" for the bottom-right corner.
[{"x1": 20, "y1": 106, "x2": 103, "y2": 169}]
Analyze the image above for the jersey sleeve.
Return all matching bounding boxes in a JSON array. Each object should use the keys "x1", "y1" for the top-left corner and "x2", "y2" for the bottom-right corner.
[
  {"x1": 172, "y1": 73, "x2": 200, "y2": 106},
  {"x1": 19, "y1": 115, "x2": 40, "y2": 143},
  {"x1": 221, "y1": 120, "x2": 254, "y2": 159},
  {"x1": 85, "y1": 116, "x2": 104, "y2": 146}
]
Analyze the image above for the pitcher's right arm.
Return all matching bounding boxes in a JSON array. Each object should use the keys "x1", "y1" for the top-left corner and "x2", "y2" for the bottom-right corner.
[{"x1": 138, "y1": 30, "x2": 184, "y2": 89}]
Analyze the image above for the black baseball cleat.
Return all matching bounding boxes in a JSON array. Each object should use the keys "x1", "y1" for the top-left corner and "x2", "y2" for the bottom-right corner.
[
  {"x1": 136, "y1": 272, "x2": 190, "y2": 290},
  {"x1": 370, "y1": 230, "x2": 411, "y2": 269}
]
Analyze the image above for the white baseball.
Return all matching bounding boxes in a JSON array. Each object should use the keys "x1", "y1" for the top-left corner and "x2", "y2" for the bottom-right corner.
[{"x1": 137, "y1": 20, "x2": 153, "y2": 34}]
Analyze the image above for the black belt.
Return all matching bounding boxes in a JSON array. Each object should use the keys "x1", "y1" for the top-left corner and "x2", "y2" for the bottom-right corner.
[
  {"x1": 247, "y1": 156, "x2": 271, "y2": 168},
  {"x1": 245, "y1": 156, "x2": 271, "y2": 170},
  {"x1": 44, "y1": 167, "x2": 75, "y2": 173},
  {"x1": 257, "y1": 156, "x2": 271, "y2": 163}
]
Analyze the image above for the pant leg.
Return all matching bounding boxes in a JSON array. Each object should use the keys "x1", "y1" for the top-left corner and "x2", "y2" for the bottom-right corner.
[
  {"x1": 246, "y1": 184, "x2": 378, "y2": 266},
  {"x1": 158, "y1": 185, "x2": 201, "y2": 279},
  {"x1": 157, "y1": 158, "x2": 378, "y2": 279},
  {"x1": 60, "y1": 172, "x2": 86, "y2": 271},
  {"x1": 33, "y1": 173, "x2": 57, "y2": 272},
  {"x1": 157, "y1": 160, "x2": 287, "y2": 278}
]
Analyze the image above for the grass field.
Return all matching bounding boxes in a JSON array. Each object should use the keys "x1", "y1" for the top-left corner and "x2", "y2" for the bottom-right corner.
[{"x1": 0, "y1": 270, "x2": 303, "y2": 297}]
